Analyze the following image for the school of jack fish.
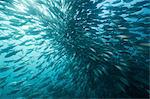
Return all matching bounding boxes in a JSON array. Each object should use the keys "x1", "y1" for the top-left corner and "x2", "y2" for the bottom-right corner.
[{"x1": 0, "y1": 0, "x2": 150, "y2": 98}]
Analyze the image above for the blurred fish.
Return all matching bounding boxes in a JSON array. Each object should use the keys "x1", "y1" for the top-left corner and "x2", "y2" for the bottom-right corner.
[
  {"x1": 7, "y1": 89, "x2": 20, "y2": 95},
  {"x1": 36, "y1": 61, "x2": 45, "y2": 69},
  {"x1": 139, "y1": 43, "x2": 150, "y2": 47},
  {"x1": 14, "y1": 69, "x2": 30, "y2": 78},
  {"x1": 0, "y1": 82, "x2": 8, "y2": 89},
  {"x1": 13, "y1": 65, "x2": 26, "y2": 72},
  {"x1": 0, "y1": 45, "x2": 16, "y2": 54},
  {"x1": 0, "y1": 0, "x2": 149, "y2": 98},
  {"x1": 0, "y1": 36, "x2": 11, "y2": 40},
  {"x1": 116, "y1": 35, "x2": 129, "y2": 39},
  {"x1": 112, "y1": 0, "x2": 121, "y2": 4},
  {"x1": 4, "y1": 59, "x2": 15, "y2": 63},
  {"x1": 30, "y1": 68, "x2": 45, "y2": 80},
  {"x1": 123, "y1": 0, "x2": 133, "y2": 3},
  {"x1": 14, "y1": 55, "x2": 27, "y2": 63},
  {"x1": 5, "y1": 50, "x2": 22, "y2": 58},
  {"x1": 8, "y1": 79, "x2": 26, "y2": 87},
  {"x1": 0, "y1": 75, "x2": 9, "y2": 84},
  {"x1": 0, "y1": 66, "x2": 11, "y2": 73}
]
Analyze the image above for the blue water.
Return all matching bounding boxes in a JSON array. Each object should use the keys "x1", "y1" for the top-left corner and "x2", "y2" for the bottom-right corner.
[{"x1": 0, "y1": 0, "x2": 149, "y2": 98}]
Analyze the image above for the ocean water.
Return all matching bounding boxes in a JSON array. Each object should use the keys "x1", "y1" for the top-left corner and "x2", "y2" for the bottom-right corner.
[{"x1": 0, "y1": 0, "x2": 149, "y2": 98}]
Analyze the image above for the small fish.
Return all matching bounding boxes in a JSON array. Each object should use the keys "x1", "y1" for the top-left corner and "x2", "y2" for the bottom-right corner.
[
  {"x1": 89, "y1": 55, "x2": 97, "y2": 61},
  {"x1": 97, "y1": 69, "x2": 102, "y2": 75},
  {"x1": 0, "y1": 45, "x2": 16, "y2": 54},
  {"x1": 13, "y1": 65, "x2": 26, "y2": 72},
  {"x1": 14, "y1": 55, "x2": 26, "y2": 63},
  {"x1": 133, "y1": 1, "x2": 150, "y2": 7},
  {"x1": 14, "y1": 68, "x2": 30, "y2": 78},
  {"x1": 139, "y1": 43, "x2": 150, "y2": 47},
  {"x1": 37, "y1": 54, "x2": 44, "y2": 60},
  {"x1": 7, "y1": 89, "x2": 20, "y2": 95},
  {"x1": 107, "y1": 28, "x2": 113, "y2": 31},
  {"x1": 0, "y1": 45, "x2": 3, "y2": 47},
  {"x1": 116, "y1": 35, "x2": 129, "y2": 39},
  {"x1": 36, "y1": 61, "x2": 44, "y2": 69},
  {"x1": 8, "y1": 80, "x2": 25, "y2": 87},
  {"x1": 19, "y1": 39, "x2": 32, "y2": 45},
  {"x1": 0, "y1": 79, "x2": 6, "y2": 86},
  {"x1": 0, "y1": 66, "x2": 11, "y2": 73},
  {"x1": 112, "y1": 0, "x2": 121, "y2": 4},
  {"x1": 93, "y1": 69, "x2": 99, "y2": 77},
  {"x1": 26, "y1": 49, "x2": 34, "y2": 55},
  {"x1": 28, "y1": 92, "x2": 41, "y2": 98},
  {"x1": 104, "y1": 51, "x2": 113, "y2": 56},
  {"x1": 86, "y1": 63, "x2": 90, "y2": 69},
  {"x1": 0, "y1": 82, "x2": 8, "y2": 89},
  {"x1": 38, "y1": 82, "x2": 49, "y2": 89},
  {"x1": 118, "y1": 27, "x2": 127, "y2": 30},
  {"x1": 0, "y1": 36, "x2": 10, "y2": 40},
  {"x1": 40, "y1": 76, "x2": 50, "y2": 82},
  {"x1": 119, "y1": 51, "x2": 131, "y2": 55},
  {"x1": 30, "y1": 68, "x2": 45, "y2": 80},
  {"x1": 5, "y1": 50, "x2": 22, "y2": 58},
  {"x1": 120, "y1": 77, "x2": 129, "y2": 86},
  {"x1": 0, "y1": 75, "x2": 9, "y2": 82},
  {"x1": 116, "y1": 83, "x2": 126, "y2": 93},
  {"x1": 123, "y1": 0, "x2": 133, "y2": 3},
  {"x1": 102, "y1": 53, "x2": 111, "y2": 59},
  {"x1": 14, "y1": 35, "x2": 24, "y2": 40},
  {"x1": 0, "y1": 0, "x2": 149, "y2": 97},
  {"x1": 4, "y1": 59, "x2": 15, "y2": 63}
]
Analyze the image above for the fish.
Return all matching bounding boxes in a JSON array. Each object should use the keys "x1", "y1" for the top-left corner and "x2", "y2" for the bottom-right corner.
[
  {"x1": 14, "y1": 55, "x2": 27, "y2": 63},
  {"x1": 0, "y1": 0, "x2": 149, "y2": 98},
  {"x1": 14, "y1": 68, "x2": 30, "y2": 78},
  {"x1": 0, "y1": 66, "x2": 11, "y2": 73},
  {"x1": 0, "y1": 75, "x2": 9, "y2": 82},
  {"x1": 0, "y1": 36, "x2": 11, "y2": 40},
  {"x1": 112, "y1": 0, "x2": 121, "y2": 4},
  {"x1": 133, "y1": 1, "x2": 150, "y2": 7},
  {"x1": 8, "y1": 79, "x2": 26, "y2": 87},
  {"x1": 13, "y1": 65, "x2": 26, "y2": 72},
  {"x1": 28, "y1": 92, "x2": 41, "y2": 98},
  {"x1": 14, "y1": 35, "x2": 24, "y2": 40},
  {"x1": 0, "y1": 82, "x2": 8, "y2": 89},
  {"x1": 7, "y1": 89, "x2": 20, "y2": 95},
  {"x1": 116, "y1": 35, "x2": 129, "y2": 39},
  {"x1": 19, "y1": 39, "x2": 32, "y2": 45},
  {"x1": 123, "y1": 0, "x2": 133, "y2": 3},
  {"x1": 0, "y1": 45, "x2": 16, "y2": 54},
  {"x1": 30, "y1": 68, "x2": 45, "y2": 80},
  {"x1": 139, "y1": 43, "x2": 150, "y2": 47},
  {"x1": 5, "y1": 50, "x2": 22, "y2": 58},
  {"x1": 36, "y1": 61, "x2": 45, "y2": 69},
  {"x1": 118, "y1": 27, "x2": 128, "y2": 30},
  {"x1": 37, "y1": 82, "x2": 49, "y2": 89},
  {"x1": 4, "y1": 59, "x2": 15, "y2": 63},
  {"x1": 10, "y1": 21, "x2": 27, "y2": 27},
  {"x1": 0, "y1": 45, "x2": 3, "y2": 47}
]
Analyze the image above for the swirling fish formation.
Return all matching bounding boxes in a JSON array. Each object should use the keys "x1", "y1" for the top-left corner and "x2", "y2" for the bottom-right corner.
[{"x1": 0, "y1": 0, "x2": 149, "y2": 98}]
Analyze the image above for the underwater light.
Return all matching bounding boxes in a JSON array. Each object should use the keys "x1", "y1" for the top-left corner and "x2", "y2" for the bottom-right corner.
[{"x1": 0, "y1": 0, "x2": 149, "y2": 98}]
